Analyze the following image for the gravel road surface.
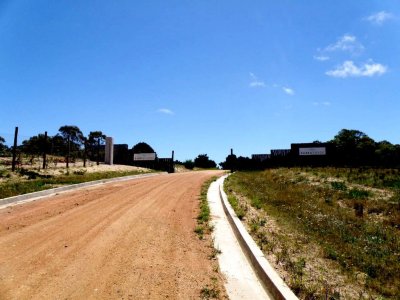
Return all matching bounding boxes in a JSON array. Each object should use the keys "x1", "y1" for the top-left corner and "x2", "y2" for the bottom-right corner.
[{"x1": 0, "y1": 171, "x2": 224, "y2": 299}]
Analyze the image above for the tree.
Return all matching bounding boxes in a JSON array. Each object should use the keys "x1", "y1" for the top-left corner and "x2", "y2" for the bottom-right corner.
[
  {"x1": 220, "y1": 154, "x2": 237, "y2": 171},
  {"x1": 21, "y1": 134, "x2": 50, "y2": 165},
  {"x1": 0, "y1": 136, "x2": 8, "y2": 156},
  {"x1": 88, "y1": 131, "x2": 106, "y2": 165},
  {"x1": 194, "y1": 154, "x2": 217, "y2": 169},
  {"x1": 50, "y1": 134, "x2": 67, "y2": 156},
  {"x1": 58, "y1": 125, "x2": 84, "y2": 168},
  {"x1": 331, "y1": 129, "x2": 376, "y2": 166},
  {"x1": 183, "y1": 159, "x2": 195, "y2": 170},
  {"x1": 132, "y1": 142, "x2": 155, "y2": 153}
]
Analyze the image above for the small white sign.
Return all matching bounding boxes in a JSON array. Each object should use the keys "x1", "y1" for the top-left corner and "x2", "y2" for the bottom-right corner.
[
  {"x1": 299, "y1": 147, "x2": 326, "y2": 156},
  {"x1": 133, "y1": 153, "x2": 156, "y2": 161}
]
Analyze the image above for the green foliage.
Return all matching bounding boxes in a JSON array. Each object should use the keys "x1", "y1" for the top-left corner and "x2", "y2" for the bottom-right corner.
[
  {"x1": 348, "y1": 188, "x2": 371, "y2": 199},
  {"x1": 194, "y1": 154, "x2": 217, "y2": 169},
  {"x1": 227, "y1": 194, "x2": 245, "y2": 219},
  {"x1": 251, "y1": 196, "x2": 262, "y2": 209},
  {"x1": 183, "y1": 159, "x2": 195, "y2": 170},
  {"x1": 21, "y1": 134, "x2": 50, "y2": 156},
  {"x1": 200, "y1": 285, "x2": 220, "y2": 299},
  {"x1": 225, "y1": 169, "x2": 400, "y2": 298},
  {"x1": 195, "y1": 176, "x2": 218, "y2": 239},
  {"x1": 331, "y1": 181, "x2": 347, "y2": 191}
]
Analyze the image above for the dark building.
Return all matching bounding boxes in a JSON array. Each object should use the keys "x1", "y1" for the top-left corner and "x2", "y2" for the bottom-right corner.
[{"x1": 113, "y1": 144, "x2": 130, "y2": 165}]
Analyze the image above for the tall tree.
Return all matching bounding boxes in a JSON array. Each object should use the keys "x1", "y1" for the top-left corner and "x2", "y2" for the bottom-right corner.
[
  {"x1": 58, "y1": 125, "x2": 83, "y2": 168},
  {"x1": 88, "y1": 131, "x2": 106, "y2": 165}
]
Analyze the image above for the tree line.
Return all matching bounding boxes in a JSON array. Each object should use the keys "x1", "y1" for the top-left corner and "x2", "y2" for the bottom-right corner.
[
  {"x1": 0, "y1": 125, "x2": 107, "y2": 168},
  {"x1": 220, "y1": 129, "x2": 400, "y2": 170}
]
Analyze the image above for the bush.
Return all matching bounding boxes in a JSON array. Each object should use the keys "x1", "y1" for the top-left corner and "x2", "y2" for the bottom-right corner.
[{"x1": 183, "y1": 160, "x2": 195, "y2": 170}]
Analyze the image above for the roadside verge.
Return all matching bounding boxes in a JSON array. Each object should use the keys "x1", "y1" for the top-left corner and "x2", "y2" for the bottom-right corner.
[
  {"x1": 218, "y1": 175, "x2": 298, "y2": 300},
  {"x1": 0, "y1": 172, "x2": 166, "y2": 209}
]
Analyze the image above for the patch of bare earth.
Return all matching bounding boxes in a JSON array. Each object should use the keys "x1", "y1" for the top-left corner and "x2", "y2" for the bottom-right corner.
[{"x1": 0, "y1": 171, "x2": 226, "y2": 299}]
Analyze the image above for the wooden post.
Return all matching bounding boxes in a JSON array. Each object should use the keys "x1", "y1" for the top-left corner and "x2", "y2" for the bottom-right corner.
[
  {"x1": 42, "y1": 131, "x2": 47, "y2": 169},
  {"x1": 12, "y1": 127, "x2": 18, "y2": 172},
  {"x1": 83, "y1": 139, "x2": 87, "y2": 167},
  {"x1": 66, "y1": 136, "x2": 70, "y2": 169},
  {"x1": 171, "y1": 150, "x2": 175, "y2": 173}
]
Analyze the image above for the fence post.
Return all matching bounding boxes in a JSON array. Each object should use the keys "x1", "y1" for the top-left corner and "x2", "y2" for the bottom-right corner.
[
  {"x1": 42, "y1": 131, "x2": 47, "y2": 169},
  {"x1": 11, "y1": 127, "x2": 18, "y2": 172},
  {"x1": 171, "y1": 150, "x2": 175, "y2": 173}
]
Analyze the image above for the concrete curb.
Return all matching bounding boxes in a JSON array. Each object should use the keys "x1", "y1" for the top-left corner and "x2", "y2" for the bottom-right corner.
[
  {"x1": 219, "y1": 175, "x2": 298, "y2": 300},
  {"x1": 0, "y1": 172, "x2": 166, "y2": 208}
]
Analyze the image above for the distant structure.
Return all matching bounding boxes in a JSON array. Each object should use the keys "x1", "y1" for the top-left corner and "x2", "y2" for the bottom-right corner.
[
  {"x1": 104, "y1": 141, "x2": 174, "y2": 173},
  {"x1": 291, "y1": 143, "x2": 332, "y2": 166},
  {"x1": 104, "y1": 137, "x2": 114, "y2": 165},
  {"x1": 251, "y1": 154, "x2": 270, "y2": 161}
]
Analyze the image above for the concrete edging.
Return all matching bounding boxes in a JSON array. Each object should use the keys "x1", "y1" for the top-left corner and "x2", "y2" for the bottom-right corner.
[
  {"x1": 219, "y1": 175, "x2": 298, "y2": 300},
  {"x1": 0, "y1": 172, "x2": 166, "y2": 208}
]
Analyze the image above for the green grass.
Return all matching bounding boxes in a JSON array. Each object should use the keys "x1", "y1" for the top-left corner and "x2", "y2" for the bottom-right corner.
[
  {"x1": 196, "y1": 175, "x2": 225, "y2": 299},
  {"x1": 225, "y1": 169, "x2": 400, "y2": 299},
  {"x1": 0, "y1": 170, "x2": 152, "y2": 199},
  {"x1": 195, "y1": 176, "x2": 218, "y2": 239}
]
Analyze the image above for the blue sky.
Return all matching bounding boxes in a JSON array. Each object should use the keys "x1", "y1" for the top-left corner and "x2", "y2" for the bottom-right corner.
[{"x1": 1, "y1": 1, "x2": 399, "y2": 163}]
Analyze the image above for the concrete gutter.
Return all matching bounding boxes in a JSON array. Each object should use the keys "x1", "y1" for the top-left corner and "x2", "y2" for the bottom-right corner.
[
  {"x1": 219, "y1": 175, "x2": 298, "y2": 300},
  {"x1": 0, "y1": 172, "x2": 166, "y2": 209}
]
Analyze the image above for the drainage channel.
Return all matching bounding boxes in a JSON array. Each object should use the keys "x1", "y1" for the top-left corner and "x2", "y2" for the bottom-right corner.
[{"x1": 208, "y1": 175, "x2": 298, "y2": 300}]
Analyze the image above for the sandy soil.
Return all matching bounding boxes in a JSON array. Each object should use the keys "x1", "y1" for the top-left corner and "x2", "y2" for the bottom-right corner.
[{"x1": 0, "y1": 171, "x2": 225, "y2": 299}]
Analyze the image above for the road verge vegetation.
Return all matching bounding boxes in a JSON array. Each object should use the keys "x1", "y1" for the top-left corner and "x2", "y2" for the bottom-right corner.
[
  {"x1": 224, "y1": 168, "x2": 400, "y2": 300},
  {"x1": 196, "y1": 176, "x2": 227, "y2": 300},
  {"x1": 0, "y1": 169, "x2": 153, "y2": 200}
]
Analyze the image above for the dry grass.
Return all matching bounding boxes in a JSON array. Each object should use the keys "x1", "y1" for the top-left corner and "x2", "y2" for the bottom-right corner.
[
  {"x1": 225, "y1": 168, "x2": 400, "y2": 299},
  {"x1": 0, "y1": 156, "x2": 152, "y2": 199}
]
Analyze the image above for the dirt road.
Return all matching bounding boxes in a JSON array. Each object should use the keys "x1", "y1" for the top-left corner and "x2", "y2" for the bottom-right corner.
[{"x1": 0, "y1": 171, "x2": 224, "y2": 299}]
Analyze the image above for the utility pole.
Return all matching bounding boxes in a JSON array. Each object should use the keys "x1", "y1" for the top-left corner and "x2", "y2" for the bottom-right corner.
[{"x1": 11, "y1": 127, "x2": 18, "y2": 172}]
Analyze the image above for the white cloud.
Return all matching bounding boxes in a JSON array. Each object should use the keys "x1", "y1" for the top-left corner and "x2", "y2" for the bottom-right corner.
[
  {"x1": 314, "y1": 55, "x2": 330, "y2": 61},
  {"x1": 365, "y1": 11, "x2": 394, "y2": 25},
  {"x1": 157, "y1": 108, "x2": 174, "y2": 115},
  {"x1": 249, "y1": 72, "x2": 266, "y2": 88},
  {"x1": 326, "y1": 60, "x2": 387, "y2": 78},
  {"x1": 313, "y1": 101, "x2": 331, "y2": 106},
  {"x1": 282, "y1": 87, "x2": 295, "y2": 95},
  {"x1": 324, "y1": 34, "x2": 364, "y2": 54}
]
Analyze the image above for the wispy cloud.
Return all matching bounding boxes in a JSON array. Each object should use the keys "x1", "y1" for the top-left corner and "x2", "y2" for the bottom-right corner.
[
  {"x1": 314, "y1": 55, "x2": 330, "y2": 61},
  {"x1": 365, "y1": 11, "x2": 394, "y2": 25},
  {"x1": 282, "y1": 87, "x2": 295, "y2": 95},
  {"x1": 249, "y1": 72, "x2": 266, "y2": 88},
  {"x1": 157, "y1": 108, "x2": 174, "y2": 115},
  {"x1": 324, "y1": 34, "x2": 364, "y2": 54},
  {"x1": 326, "y1": 60, "x2": 387, "y2": 78},
  {"x1": 313, "y1": 101, "x2": 331, "y2": 106}
]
